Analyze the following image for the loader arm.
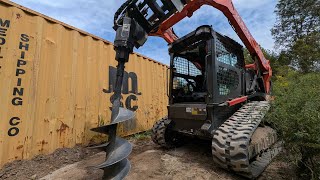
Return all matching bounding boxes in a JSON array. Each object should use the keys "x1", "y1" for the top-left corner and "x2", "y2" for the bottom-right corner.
[{"x1": 114, "y1": 0, "x2": 272, "y2": 94}]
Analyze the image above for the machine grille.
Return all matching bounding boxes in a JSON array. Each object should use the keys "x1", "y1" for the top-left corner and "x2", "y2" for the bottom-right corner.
[
  {"x1": 216, "y1": 37, "x2": 240, "y2": 96},
  {"x1": 217, "y1": 66, "x2": 239, "y2": 95},
  {"x1": 174, "y1": 57, "x2": 201, "y2": 77}
]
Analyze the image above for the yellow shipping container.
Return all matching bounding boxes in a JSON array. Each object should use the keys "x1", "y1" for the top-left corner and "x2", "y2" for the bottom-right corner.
[{"x1": 0, "y1": 0, "x2": 168, "y2": 168}]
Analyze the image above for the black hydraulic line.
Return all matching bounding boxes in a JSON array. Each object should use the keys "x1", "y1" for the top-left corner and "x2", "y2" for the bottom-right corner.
[{"x1": 113, "y1": 0, "x2": 137, "y2": 29}]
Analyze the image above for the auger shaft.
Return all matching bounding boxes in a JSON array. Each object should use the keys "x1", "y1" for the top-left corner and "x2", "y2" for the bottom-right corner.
[
  {"x1": 90, "y1": 60, "x2": 133, "y2": 180},
  {"x1": 103, "y1": 62, "x2": 125, "y2": 179},
  {"x1": 111, "y1": 62, "x2": 125, "y2": 121},
  {"x1": 91, "y1": 61, "x2": 133, "y2": 180}
]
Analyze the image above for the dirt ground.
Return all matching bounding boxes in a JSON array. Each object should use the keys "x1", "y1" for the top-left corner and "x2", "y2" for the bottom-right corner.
[{"x1": 0, "y1": 135, "x2": 297, "y2": 180}]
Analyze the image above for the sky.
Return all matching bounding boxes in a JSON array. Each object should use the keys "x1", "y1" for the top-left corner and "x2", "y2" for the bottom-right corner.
[{"x1": 11, "y1": 0, "x2": 278, "y2": 64}]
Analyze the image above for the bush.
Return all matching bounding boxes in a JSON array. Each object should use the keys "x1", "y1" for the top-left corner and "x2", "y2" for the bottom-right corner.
[{"x1": 267, "y1": 72, "x2": 320, "y2": 179}]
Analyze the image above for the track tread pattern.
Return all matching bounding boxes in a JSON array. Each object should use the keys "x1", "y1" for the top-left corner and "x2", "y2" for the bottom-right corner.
[{"x1": 212, "y1": 101, "x2": 279, "y2": 179}]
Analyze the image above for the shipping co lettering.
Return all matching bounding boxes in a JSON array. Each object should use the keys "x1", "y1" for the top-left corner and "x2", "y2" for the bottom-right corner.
[
  {"x1": 7, "y1": 33, "x2": 30, "y2": 137},
  {"x1": 103, "y1": 66, "x2": 141, "y2": 111}
]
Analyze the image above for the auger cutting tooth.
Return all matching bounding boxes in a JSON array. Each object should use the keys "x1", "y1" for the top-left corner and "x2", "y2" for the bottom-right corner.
[{"x1": 96, "y1": 137, "x2": 132, "y2": 168}]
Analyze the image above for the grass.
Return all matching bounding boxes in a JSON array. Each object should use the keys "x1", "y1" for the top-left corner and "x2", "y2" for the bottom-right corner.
[{"x1": 130, "y1": 131, "x2": 152, "y2": 140}]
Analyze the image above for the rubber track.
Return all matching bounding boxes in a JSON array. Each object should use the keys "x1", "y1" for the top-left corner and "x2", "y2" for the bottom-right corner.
[{"x1": 212, "y1": 101, "x2": 280, "y2": 179}]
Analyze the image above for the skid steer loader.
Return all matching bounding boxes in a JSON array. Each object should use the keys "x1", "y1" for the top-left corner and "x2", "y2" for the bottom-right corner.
[
  {"x1": 151, "y1": 25, "x2": 281, "y2": 179},
  {"x1": 90, "y1": 0, "x2": 281, "y2": 179}
]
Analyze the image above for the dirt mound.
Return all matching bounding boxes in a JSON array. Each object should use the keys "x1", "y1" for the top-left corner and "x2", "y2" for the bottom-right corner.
[
  {"x1": 0, "y1": 136, "x2": 296, "y2": 180},
  {"x1": 0, "y1": 145, "x2": 99, "y2": 180}
]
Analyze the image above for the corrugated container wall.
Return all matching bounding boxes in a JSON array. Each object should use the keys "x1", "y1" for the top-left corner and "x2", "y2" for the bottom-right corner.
[{"x1": 0, "y1": 0, "x2": 168, "y2": 168}]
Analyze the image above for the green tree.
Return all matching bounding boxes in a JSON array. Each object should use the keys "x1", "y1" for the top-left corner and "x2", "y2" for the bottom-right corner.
[
  {"x1": 290, "y1": 32, "x2": 320, "y2": 72},
  {"x1": 272, "y1": 0, "x2": 320, "y2": 47},
  {"x1": 272, "y1": 0, "x2": 320, "y2": 73}
]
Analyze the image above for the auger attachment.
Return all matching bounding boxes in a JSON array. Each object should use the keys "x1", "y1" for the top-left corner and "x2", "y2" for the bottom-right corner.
[
  {"x1": 91, "y1": 10, "x2": 148, "y2": 180},
  {"x1": 91, "y1": 60, "x2": 135, "y2": 179}
]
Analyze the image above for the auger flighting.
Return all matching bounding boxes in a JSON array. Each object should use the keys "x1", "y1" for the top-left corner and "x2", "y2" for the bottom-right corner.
[{"x1": 90, "y1": 6, "x2": 148, "y2": 179}]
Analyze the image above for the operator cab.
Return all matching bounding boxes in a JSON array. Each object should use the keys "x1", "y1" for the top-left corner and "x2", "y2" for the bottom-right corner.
[
  {"x1": 169, "y1": 25, "x2": 245, "y2": 105},
  {"x1": 167, "y1": 25, "x2": 246, "y2": 137}
]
